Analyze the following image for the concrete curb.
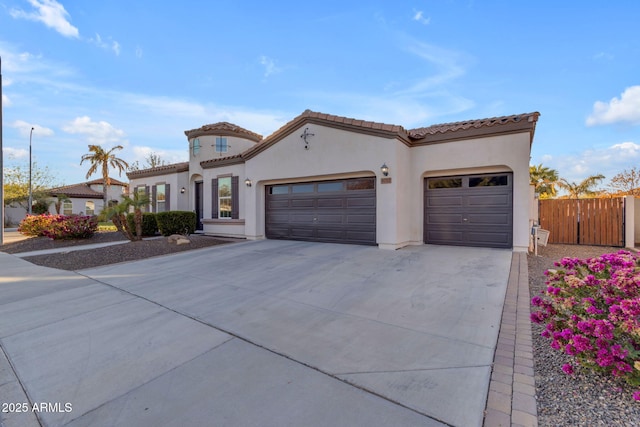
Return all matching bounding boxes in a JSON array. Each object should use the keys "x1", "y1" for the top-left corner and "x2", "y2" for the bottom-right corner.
[{"x1": 483, "y1": 252, "x2": 538, "y2": 427}]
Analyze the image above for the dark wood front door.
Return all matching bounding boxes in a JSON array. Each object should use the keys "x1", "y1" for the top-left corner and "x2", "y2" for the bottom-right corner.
[{"x1": 195, "y1": 181, "x2": 203, "y2": 231}]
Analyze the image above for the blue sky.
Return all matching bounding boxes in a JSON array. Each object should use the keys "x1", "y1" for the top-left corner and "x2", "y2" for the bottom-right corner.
[{"x1": 1, "y1": 0, "x2": 639, "y2": 188}]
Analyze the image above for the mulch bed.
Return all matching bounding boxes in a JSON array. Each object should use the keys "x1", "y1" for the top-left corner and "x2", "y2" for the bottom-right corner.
[
  {"x1": 1, "y1": 231, "x2": 234, "y2": 271},
  {"x1": 529, "y1": 244, "x2": 640, "y2": 427}
]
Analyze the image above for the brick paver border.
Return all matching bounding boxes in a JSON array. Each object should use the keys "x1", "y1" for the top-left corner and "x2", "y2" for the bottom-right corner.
[{"x1": 483, "y1": 252, "x2": 538, "y2": 427}]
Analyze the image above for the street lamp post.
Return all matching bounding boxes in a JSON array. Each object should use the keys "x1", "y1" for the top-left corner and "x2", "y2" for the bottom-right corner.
[{"x1": 28, "y1": 127, "x2": 34, "y2": 215}]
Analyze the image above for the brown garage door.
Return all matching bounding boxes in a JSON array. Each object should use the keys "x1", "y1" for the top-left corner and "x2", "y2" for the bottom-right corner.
[
  {"x1": 424, "y1": 173, "x2": 513, "y2": 248},
  {"x1": 266, "y1": 177, "x2": 376, "y2": 245}
]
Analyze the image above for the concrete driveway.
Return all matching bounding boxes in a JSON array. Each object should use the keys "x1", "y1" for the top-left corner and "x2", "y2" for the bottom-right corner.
[{"x1": 0, "y1": 240, "x2": 512, "y2": 427}]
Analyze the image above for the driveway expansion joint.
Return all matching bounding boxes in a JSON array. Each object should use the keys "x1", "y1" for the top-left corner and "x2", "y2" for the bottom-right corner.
[{"x1": 78, "y1": 272, "x2": 452, "y2": 426}]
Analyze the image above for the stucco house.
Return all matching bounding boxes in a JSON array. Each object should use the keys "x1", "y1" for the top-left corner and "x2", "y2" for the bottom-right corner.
[
  {"x1": 127, "y1": 110, "x2": 540, "y2": 251},
  {"x1": 47, "y1": 178, "x2": 128, "y2": 215},
  {"x1": 4, "y1": 178, "x2": 128, "y2": 225}
]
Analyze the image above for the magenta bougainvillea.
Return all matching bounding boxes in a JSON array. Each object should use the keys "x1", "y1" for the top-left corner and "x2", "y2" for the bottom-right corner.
[
  {"x1": 18, "y1": 214, "x2": 98, "y2": 239},
  {"x1": 531, "y1": 250, "x2": 640, "y2": 400}
]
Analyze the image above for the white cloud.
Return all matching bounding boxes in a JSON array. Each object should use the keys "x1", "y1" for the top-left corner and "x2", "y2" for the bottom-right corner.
[
  {"x1": 413, "y1": 10, "x2": 431, "y2": 25},
  {"x1": 259, "y1": 55, "x2": 282, "y2": 78},
  {"x1": 135, "y1": 46, "x2": 143, "y2": 58},
  {"x1": 586, "y1": 86, "x2": 640, "y2": 126},
  {"x1": 62, "y1": 116, "x2": 127, "y2": 145},
  {"x1": 88, "y1": 34, "x2": 121, "y2": 55},
  {"x1": 593, "y1": 52, "x2": 613, "y2": 61},
  {"x1": 10, "y1": 0, "x2": 79, "y2": 38},
  {"x1": 12, "y1": 120, "x2": 55, "y2": 137},
  {"x1": 534, "y1": 141, "x2": 640, "y2": 184},
  {"x1": 2, "y1": 147, "x2": 29, "y2": 160},
  {"x1": 130, "y1": 145, "x2": 186, "y2": 165},
  {"x1": 300, "y1": 39, "x2": 473, "y2": 127},
  {"x1": 2, "y1": 93, "x2": 11, "y2": 107}
]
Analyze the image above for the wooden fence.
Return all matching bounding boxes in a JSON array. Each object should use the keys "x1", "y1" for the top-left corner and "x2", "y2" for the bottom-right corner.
[{"x1": 539, "y1": 198, "x2": 625, "y2": 246}]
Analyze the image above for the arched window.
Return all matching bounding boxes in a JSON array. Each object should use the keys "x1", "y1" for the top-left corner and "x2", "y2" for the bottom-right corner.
[{"x1": 85, "y1": 201, "x2": 95, "y2": 216}]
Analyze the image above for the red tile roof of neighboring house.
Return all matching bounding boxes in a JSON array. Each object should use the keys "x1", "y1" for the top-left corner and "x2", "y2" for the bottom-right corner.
[
  {"x1": 184, "y1": 122, "x2": 263, "y2": 143},
  {"x1": 48, "y1": 178, "x2": 128, "y2": 199}
]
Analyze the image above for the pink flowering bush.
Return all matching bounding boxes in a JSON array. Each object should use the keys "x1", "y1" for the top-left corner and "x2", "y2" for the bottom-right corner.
[
  {"x1": 18, "y1": 214, "x2": 97, "y2": 239},
  {"x1": 531, "y1": 250, "x2": 640, "y2": 400}
]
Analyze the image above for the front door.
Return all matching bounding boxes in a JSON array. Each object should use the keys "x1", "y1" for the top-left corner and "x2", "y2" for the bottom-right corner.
[{"x1": 195, "y1": 181, "x2": 203, "y2": 230}]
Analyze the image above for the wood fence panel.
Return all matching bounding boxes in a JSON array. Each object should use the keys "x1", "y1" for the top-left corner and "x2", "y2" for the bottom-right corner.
[{"x1": 539, "y1": 198, "x2": 624, "y2": 246}]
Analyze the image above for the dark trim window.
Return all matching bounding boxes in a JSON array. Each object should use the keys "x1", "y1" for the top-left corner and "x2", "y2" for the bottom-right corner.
[
  {"x1": 215, "y1": 137, "x2": 228, "y2": 153},
  {"x1": 211, "y1": 176, "x2": 239, "y2": 219},
  {"x1": 192, "y1": 138, "x2": 201, "y2": 156},
  {"x1": 428, "y1": 178, "x2": 462, "y2": 189},
  {"x1": 135, "y1": 185, "x2": 150, "y2": 212},
  {"x1": 469, "y1": 175, "x2": 509, "y2": 187}
]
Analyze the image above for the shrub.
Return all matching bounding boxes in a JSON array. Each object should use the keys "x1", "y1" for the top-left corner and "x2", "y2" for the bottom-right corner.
[
  {"x1": 155, "y1": 211, "x2": 196, "y2": 236},
  {"x1": 18, "y1": 214, "x2": 98, "y2": 239},
  {"x1": 32, "y1": 200, "x2": 50, "y2": 215},
  {"x1": 126, "y1": 212, "x2": 158, "y2": 236},
  {"x1": 531, "y1": 250, "x2": 640, "y2": 400},
  {"x1": 18, "y1": 214, "x2": 55, "y2": 236}
]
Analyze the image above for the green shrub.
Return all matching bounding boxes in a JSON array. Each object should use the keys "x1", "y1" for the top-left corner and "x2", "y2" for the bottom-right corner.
[
  {"x1": 126, "y1": 212, "x2": 158, "y2": 236},
  {"x1": 32, "y1": 200, "x2": 50, "y2": 215},
  {"x1": 155, "y1": 211, "x2": 196, "y2": 236}
]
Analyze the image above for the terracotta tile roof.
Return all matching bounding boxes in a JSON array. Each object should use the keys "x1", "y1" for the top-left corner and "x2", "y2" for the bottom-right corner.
[
  {"x1": 408, "y1": 112, "x2": 540, "y2": 141},
  {"x1": 184, "y1": 122, "x2": 263, "y2": 143},
  {"x1": 85, "y1": 177, "x2": 128, "y2": 187},
  {"x1": 48, "y1": 178, "x2": 127, "y2": 198},
  {"x1": 200, "y1": 154, "x2": 244, "y2": 169},
  {"x1": 127, "y1": 162, "x2": 189, "y2": 179}
]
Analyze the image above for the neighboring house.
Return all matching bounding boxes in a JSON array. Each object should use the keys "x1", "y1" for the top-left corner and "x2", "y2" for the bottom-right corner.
[
  {"x1": 127, "y1": 110, "x2": 540, "y2": 251},
  {"x1": 48, "y1": 178, "x2": 128, "y2": 215},
  {"x1": 4, "y1": 178, "x2": 128, "y2": 225}
]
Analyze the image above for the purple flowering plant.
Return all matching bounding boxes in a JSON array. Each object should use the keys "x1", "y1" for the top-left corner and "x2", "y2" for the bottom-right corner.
[
  {"x1": 531, "y1": 250, "x2": 640, "y2": 400},
  {"x1": 19, "y1": 214, "x2": 98, "y2": 239}
]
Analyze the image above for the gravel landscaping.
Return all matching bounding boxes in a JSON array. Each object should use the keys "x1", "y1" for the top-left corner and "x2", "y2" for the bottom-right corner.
[
  {"x1": 0, "y1": 231, "x2": 235, "y2": 270},
  {"x1": 529, "y1": 244, "x2": 640, "y2": 427}
]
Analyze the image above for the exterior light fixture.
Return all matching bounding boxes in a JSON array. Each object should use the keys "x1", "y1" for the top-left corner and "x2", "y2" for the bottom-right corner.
[
  {"x1": 245, "y1": 178, "x2": 252, "y2": 187},
  {"x1": 380, "y1": 163, "x2": 389, "y2": 177},
  {"x1": 180, "y1": 187, "x2": 186, "y2": 194}
]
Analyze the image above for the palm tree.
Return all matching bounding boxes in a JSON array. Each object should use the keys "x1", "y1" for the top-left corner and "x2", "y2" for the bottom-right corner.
[
  {"x1": 557, "y1": 174, "x2": 605, "y2": 199},
  {"x1": 102, "y1": 191, "x2": 149, "y2": 241},
  {"x1": 529, "y1": 164, "x2": 560, "y2": 198},
  {"x1": 80, "y1": 145, "x2": 129, "y2": 207}
]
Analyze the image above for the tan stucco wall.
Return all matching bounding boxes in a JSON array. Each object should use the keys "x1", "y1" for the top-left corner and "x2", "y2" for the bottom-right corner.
[
  {"x1": 409, "y1": 133, "x2": 532, "y2": 251},
  {"x1": 129, "y1": 172, "x2": 189, "y2": 212},
  {"x1": 189, "y1": 136, "x2": 256, "y2": 178},
  {"x1": 243, "y1": 124, "x2": 395, "y2": 243},
  {"x1": 133, "y1": 121, "x2": 534, "y2": 251},
  {"x1": 200, "y1": 164, "x2": 246, "y2": 237}
]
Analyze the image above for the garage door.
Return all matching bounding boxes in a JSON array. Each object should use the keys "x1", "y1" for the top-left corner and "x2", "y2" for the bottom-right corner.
[
  {"x1": 266, "y1": 177, "x2": 376, "y2": 245},
  {"x1": 424, "y1": 173, "x2": 513, "y2": 248}
]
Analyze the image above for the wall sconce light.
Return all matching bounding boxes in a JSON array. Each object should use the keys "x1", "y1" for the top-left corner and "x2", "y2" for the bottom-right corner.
[
  {"x1": 245, "y1": 178, "x2": 252, "y2": 187},
  {"x1": 180, "y1": 187, "x2": 186, "y2": 194},
  {"x1": 380, "y1": 163, "x2": 389, "y2": 177}
]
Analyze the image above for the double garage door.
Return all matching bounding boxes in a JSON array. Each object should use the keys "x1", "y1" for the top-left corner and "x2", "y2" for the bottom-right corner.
[
  {"x1": 265, "y1": 173, "x2": 513, "y2": 248},
  {"x1": 424, "y1": 173, "x2": 513, "y2": 248},
  {"x1": 266, "y1": 177, "x2": 377, "y2": 245}
]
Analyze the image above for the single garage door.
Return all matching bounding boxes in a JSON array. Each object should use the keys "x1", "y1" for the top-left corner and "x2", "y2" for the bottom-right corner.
[
  {"x1": 266, "y1": 177, "x2": 376, "y2": 245},
  {"x1": 424, "y1": 173, "x2": 513, "y2": 248}
]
